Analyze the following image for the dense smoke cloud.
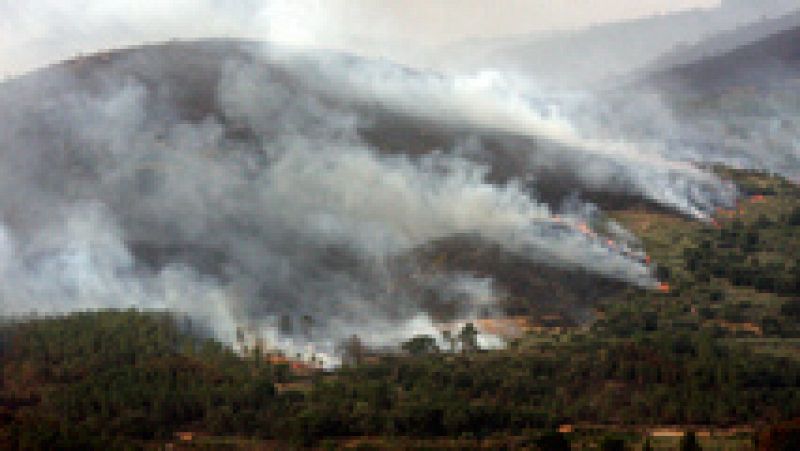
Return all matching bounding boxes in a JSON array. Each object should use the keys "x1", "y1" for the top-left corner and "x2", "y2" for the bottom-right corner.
[
  {"x1": 0, "y1": 41, "x2": 696, "y2": 358},
  {"x1": 5, "y1": 34, "x2": 797, "y2": 360},
  {"x1": 273, "y1": 51, "x2": 736, "y2": 219}
]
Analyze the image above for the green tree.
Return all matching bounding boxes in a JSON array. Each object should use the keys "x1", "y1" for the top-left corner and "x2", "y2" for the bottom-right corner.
[
  {"x1": 442, "y1": 330, "x2": 456, "y2": 352},
  {"x1": 787, "y1": 206, "x2": 800, "y2": 226},
  {"x1": 536, "y1": 432, "x2": 570, "y2": 451},
  {"x1": 781, "y1": 300, "x2": 800, "y2": 320},
  {"x1": 340, "y1": 334, "x2": 365, "y2": 365},
  {"x1": 401, "y1": 335, "x2": 439, "y2": 356},
  {"x1": 680, "y1": 431, "x2": 702, "y2": 451},
  {"x1": 757, "y1": 419, "x2": 800, "y2": 451},
  {"x1": 458, "y1": 323, "x2": 479, "y2": 353},
  {"x1": 600, "y1": 435, "x2": 626, "y2": 451}
]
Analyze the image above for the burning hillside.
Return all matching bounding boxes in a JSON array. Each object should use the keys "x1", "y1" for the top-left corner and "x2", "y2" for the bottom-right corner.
[{"x1": 0, "y1": 40, "x2": 742, "y2": 360}]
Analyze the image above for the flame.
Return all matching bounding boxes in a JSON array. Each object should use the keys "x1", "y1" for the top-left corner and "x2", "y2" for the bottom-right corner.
[
  {"x1": 750, "y1": 195, "x2": 765, "y2": 203},
  {"x1": 657, "y1": 282, "x2": 670, "y2": 293}
]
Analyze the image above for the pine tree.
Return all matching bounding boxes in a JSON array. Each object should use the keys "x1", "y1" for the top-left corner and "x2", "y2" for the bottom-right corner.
[
  {"x1": 458, "y1": 322, "x2": 479, "y2": 352},
  {"x1": 680, "y1": 431, "x2": 702, "y2": 451}
]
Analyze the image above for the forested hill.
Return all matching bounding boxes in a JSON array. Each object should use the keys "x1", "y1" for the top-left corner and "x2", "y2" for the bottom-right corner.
[{"x1": 1, "y1": 169, "x2": 799, "y2": 449}]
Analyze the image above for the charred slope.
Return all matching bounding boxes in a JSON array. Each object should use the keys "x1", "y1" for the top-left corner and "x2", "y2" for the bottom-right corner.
[{"x1": 413, "y1": 236, "x2": 627, "y2": 321}]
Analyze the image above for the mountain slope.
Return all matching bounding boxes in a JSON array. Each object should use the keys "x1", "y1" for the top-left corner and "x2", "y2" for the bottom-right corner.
[
  {"x1": 0, "y1": 40, "x2": 671, "y2": 337},
  {"x1": 647, "y1": 20, "x2": 800, "y2": 93},
  {"x1": 1, "y1": 169, "x2": 798, "y2": 448},
  {"x1": 647, "y1": 9, "x2": 800, "y2": 75},
  {"x1": 441, "y1": 2, "x2": 800, "y2": 87}
]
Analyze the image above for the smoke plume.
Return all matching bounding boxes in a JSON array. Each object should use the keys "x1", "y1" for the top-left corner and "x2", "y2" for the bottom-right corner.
[{"x1": 0, "y1": 39, "x2": 759, "y2": 361}]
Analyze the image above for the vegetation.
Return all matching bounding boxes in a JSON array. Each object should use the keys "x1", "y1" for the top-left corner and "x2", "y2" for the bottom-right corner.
[
  {"x1": 0, "y1": 311, "x2": 295, "y2": 448},
  {"x1": 680, "y1": 431, "x2": 702, "y2": 451},
  {"x1": 1, "y1": 170, "x2": 799, "y2": 449},
  {"x1": 757, "y1": 418, "x2": 800, "y2": 451}
]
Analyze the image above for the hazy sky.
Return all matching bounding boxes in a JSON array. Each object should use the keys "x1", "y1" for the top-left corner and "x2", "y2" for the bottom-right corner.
[
  {"x1": 337, "y1": 0, "x2": 722, "y2": 43},
  {"x1": 0, "y1": 0, "x2": 727, "y2": 77}
]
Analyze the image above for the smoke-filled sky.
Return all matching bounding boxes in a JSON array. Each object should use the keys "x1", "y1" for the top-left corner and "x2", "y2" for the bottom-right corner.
[{"x1": 0, "y1": 0, "x2": 724, "y2": 77}]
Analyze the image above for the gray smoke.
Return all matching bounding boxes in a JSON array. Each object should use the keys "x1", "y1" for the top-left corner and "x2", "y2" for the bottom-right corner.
[
  {"x1": 575, "y1": 83, "x2": 800, "y2": 185},
  {"x1": 256, "y1": 49, "x2": 737, "y2": 219},
  {"x1": 0, "y1": 41, "x2": 745, "y2": 360}
]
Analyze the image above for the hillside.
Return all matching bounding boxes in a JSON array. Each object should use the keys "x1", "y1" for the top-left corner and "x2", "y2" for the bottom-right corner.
[
  {"x1": 0, "y1": 39, "x2": 798, "y2": 449},
  {"x1": 646, "y1": 9, "x2": 800, "y2": 77},
  {"x1": 0, "y1": 39, "x2": 683, "y2": 330},
  {"x1": 441, "y1": 2, "x2": 800, "y2": 87},
  {"x1": 1, "y1": 170, "x2": 798, "y2": 449},
  {"x1": 3, "y1": 1, "x2": 800, "y2": 449},
  {"x1": 647, "y1": 21, "x2": 800, "y2": 94}
]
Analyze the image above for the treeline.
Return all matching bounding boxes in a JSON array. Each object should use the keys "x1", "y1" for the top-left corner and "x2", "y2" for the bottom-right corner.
[
  {"x1": 2, "y1": 170, "x2": 799, "y2": 448},
  {"x1": 298, "y1": 331, "x2": 800, "y2": 439},
  {"x1": 0, "y1": 311, "x2": 290, "y2": 448},
  {"x1": 685, "y1": 216, "x2": 800, "y2": 298},
  {"x1": 2, "y1": 310, "x2": 800, "y2": 448}
]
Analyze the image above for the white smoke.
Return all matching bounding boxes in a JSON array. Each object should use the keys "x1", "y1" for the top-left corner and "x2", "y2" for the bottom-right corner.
[
  {"x1": 0, "y1": 40, "x2": 750, "y2": 358},
  {"x1": 246, "y1": 48, "x2": 738, "y2": 219},
  {"x1": 578, "y1": 84, "x2": 800, "y2": 185}
]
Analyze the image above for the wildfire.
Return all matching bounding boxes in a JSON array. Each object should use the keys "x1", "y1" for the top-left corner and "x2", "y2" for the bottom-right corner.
[
  {"x1": 475, "y1": 317, "x2": 531, "y2": 338},
  {"x1": 657, "y1": 282, "x2": 671, "y2": 293},
  {"x1": 551, "y1": 216, "x2": 601, "y2": 240}
]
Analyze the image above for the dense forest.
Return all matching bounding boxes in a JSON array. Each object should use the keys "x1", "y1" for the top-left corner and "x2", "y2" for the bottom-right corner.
[{"x1": 1, "y1": 169, "x2": 799, "y2": 449}]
